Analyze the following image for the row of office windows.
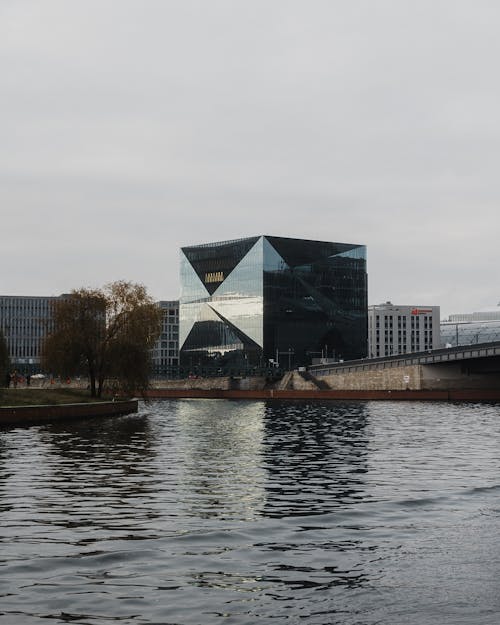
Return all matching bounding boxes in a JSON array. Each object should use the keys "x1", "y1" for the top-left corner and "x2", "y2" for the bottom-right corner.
[
  {"x1": 154, "y1": 349, "x2": 179, "y2": 358},
  {"x1": 375, "y1": 315, "x2": 434, "y2": 329},
  {"x1": 375, "y1": 345, "x2": 433, "y2": 357},
  {"x1": 8, "y1": 341, "x2": 42, "y2": 359},
  {"x1": 160, "y1": 341, "x2": 178, "y2": 349},
  {"x1": 1, "y1": 323, "x2": 51, "y2": 337},
  {"x1": 375, "y1": 330, "x2": 434, "y2": 339}
]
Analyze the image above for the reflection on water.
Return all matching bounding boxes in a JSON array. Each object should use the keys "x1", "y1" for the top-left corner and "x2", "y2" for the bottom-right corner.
[
  {"x1": 1, "y1": 400, "x2": 500, "y2": 624},
  {"x1": 173, "y1": 400, "x2": 369, "y2": 520},
  {"x1": 262, "y1": 401, "x2": 368, "y2": 517},
  {"x1": 176, "y1": 399, "x2": 267, "y2": 520}
]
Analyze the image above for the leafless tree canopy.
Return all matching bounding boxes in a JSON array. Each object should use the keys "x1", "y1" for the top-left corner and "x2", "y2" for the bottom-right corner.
[{"x1": 42, "y1": 281, "x2": 162, "y2": 397}]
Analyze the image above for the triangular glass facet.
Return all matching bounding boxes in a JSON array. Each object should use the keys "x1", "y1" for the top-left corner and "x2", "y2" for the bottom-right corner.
[
  {"x1": 179, "y1": 250, "x2": 210, "y2": 349},
  {"x1": 264, "y1": 236, "x2": 361, "y2": 269},
  {"x1": 181, "y1": 236, "x2": 260, "y2": 295},
  {"x1": 210, "y1": 237, "x2": 264, "y2": 347}
]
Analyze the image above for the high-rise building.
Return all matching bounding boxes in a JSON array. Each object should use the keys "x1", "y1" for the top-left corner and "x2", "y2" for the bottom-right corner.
[
  {"x1": 368, "y1": 302, "x2": 441, "y2": 358},
  {"x1": 179, "y1": 235, "x2": 367, "y2": 370}
]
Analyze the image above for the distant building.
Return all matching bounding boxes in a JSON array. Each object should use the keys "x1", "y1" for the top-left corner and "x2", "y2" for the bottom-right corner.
[
  {"x1": 0, "y1": 295, "x2": 59, "y2": 371},
  {"x1": 151, "y1": 300, "x2": 179, "y2": 372},
  {"x1": 441, "y1": 303, "x2": 500, "y2": 347},
  {"x1": 180, "y1": 235, "x2": 368, "y2": 369},
  {"x1": 446, "y1": 303, "x2": 500, "y2": 323},
  {"x1": 0, "y1": 295, "x2": 181, "y2": 376},
  {"x1": 368, "y1": 302, "x2": 441, "y2": 358}
]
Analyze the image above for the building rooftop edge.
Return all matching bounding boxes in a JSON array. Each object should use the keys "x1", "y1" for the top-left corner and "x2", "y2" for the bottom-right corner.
[{"x1": 181, "y1": 235, "x2": 366, "y2": 249}]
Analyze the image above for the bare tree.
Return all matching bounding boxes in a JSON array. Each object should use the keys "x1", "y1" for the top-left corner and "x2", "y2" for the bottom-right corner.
[{"x1": 42, "y1": 281, "x2": 162, "y2": 397}]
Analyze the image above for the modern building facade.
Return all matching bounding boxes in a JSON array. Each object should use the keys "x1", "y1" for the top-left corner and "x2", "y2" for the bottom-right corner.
[
  {"x1": 441, "y1": 304, "x2": 500, "y2": 347},
  {"x1": 368, "y1": 302, "x2": 441, "y2": 358},
  {"x1": 0, "y1": 295, "x2": 59, "y2": 371},
  {"x1": 179, "y1": 235, "x2": 368, "y2": 370},
  {"x1": 150, "y1": 300, "x2": 179, "y2": 372},
  {"x1": 0, "y1": 294, "x2": 181, "y2": 376}
]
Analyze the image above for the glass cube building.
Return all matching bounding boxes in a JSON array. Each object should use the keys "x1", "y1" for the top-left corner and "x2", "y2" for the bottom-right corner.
[{"x1": 179, "y1": 236, "x2": 367, "y2": 370}]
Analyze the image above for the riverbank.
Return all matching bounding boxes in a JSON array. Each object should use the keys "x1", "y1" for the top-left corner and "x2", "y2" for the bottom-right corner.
[
  {"x1": 148, "y1": 367, "x2": 500, "y2": 401},
  {"x1": 145, "y1": 388, "x2": 500, "y2": 401},
  {"x1": 0, "y1": 388, "x2": 109, "y2": 407},
  {"x1": 0, "y1": 389, "x2": 138, "y2": 426}
]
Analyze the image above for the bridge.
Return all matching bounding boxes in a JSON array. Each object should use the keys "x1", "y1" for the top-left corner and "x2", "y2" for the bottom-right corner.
[{"x1": 308, "y1": 341, "x2": 500, "y2": 394}]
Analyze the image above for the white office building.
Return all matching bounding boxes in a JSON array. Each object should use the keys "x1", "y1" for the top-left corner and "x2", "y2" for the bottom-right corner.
[
  {"x1": 368, "y1": 302, "x2": 441, "y2": 358},
  {"x1": 151, "y1": 300, "x2": 179, "y2": 372}
]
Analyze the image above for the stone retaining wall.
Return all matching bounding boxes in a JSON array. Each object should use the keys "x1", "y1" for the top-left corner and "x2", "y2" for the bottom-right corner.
[
  {"x1": 317, "y1": 365, "x2": 422, "y2": 391},
  {"x1": 316, "y1": 362, "x2": 500, "y2": 391},
  {"x1": 149, "y1": 360, "x2": 500, "y2": 394},
  {"x1": 150, "y1": 376, "x2": 267, "y2": 391}
]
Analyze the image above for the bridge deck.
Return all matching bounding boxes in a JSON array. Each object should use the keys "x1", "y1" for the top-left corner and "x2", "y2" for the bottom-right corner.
[{"x1": 309, "y1": 341, "x2": 500, "y2": 376}]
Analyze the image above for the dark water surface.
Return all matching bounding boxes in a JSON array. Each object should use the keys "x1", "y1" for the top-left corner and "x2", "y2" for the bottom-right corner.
[{"x1": 1, "y1": 400, "x2": 500, "y2": 624}]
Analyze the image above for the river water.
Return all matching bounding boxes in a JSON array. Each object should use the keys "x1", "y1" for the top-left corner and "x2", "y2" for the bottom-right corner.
[{"x1": 1, "y1": 399, "x2": 500, "y2": 624}]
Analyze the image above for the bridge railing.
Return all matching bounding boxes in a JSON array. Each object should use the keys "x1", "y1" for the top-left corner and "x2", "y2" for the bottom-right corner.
[{"x1": 309, "y1": 341, "x2": 500, "y2": 376}]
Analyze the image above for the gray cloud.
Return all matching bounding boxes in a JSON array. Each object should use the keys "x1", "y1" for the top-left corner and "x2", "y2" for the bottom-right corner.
[{"x1": 2, "y1": 0, "x2": 500, "y2": 317}]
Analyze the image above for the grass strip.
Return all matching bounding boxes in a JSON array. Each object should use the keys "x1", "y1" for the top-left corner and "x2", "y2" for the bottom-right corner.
[{"x1": 0, "y1": 388, "x2": 112, "y2": 407}]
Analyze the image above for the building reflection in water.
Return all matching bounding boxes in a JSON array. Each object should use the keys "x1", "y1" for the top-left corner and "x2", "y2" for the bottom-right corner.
[
  {"x1": 175, "y1": 399, "x2": 369, "y2": 522},
  {"x1": 175, "y1": 399, "x2": 267, "y2": 521},
  {"x1": 175, "y1": 399, "x2": 372, "y2": 600},
  {"x1": 247, "y1": 401, "x2": 373, "y2": 599},
  {"x1": 0, "y1": 400, "x2": 374, "y2": 614},
  {"x1": 261, "y1": 401, "x2": 369, "y2": 518}
]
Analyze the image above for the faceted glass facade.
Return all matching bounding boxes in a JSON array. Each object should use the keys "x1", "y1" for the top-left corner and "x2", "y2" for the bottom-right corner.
[{"x1": 180, "y1": 236, "x2": 367, "y2": 369}]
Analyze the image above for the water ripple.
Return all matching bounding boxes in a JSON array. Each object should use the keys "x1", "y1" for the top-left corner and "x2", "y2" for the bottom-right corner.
[{"x1": 1, "y1": 400, "x2": 500, "y2": 624}]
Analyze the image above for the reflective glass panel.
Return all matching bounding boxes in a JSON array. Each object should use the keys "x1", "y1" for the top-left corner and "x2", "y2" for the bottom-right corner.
[
  {"x1": 263, "y1": 237, "x2": 367, "y2": 366},
  {"x1": 211, "y1": 237, "x2": 264, "y2": 347}
]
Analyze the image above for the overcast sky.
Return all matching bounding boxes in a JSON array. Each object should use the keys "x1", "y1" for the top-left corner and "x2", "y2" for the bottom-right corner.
[{"x1": 2, "y1": 1, "x2": 500, "y2": 318}]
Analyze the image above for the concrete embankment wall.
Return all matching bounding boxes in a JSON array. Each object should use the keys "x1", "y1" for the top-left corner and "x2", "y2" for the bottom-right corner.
[
  {"x1": 0, "y1": 399, "x2": 138, "y2": 427},
  {"x1": 150, "y1": 376, "x2": 267, "y2": 391},
  {"x1": 317, "y1": 365, "x2": 422, "y2": 391},
  {"x1": 151, "y1": 372, "x2": 326, "y2": 392},
  {"x1": 146, "y1": 362, "x2": 500, "y2": 400},
  {"x1": 316, "y1": 363, "x2": 500, "y2": 392}
]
